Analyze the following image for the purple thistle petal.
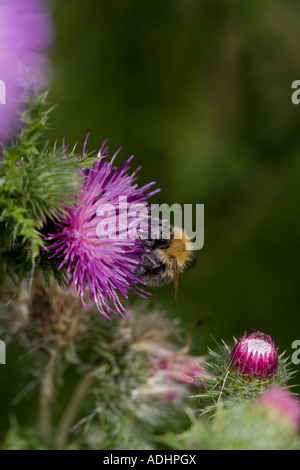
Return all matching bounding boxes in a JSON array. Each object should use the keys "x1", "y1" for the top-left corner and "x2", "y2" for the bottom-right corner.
[
  {"x1": 46, "y1": 140, "x2": 160, "y2": 319},
  {"x1": 0, "y1": 0, "x2": 53, "y2": 142}
]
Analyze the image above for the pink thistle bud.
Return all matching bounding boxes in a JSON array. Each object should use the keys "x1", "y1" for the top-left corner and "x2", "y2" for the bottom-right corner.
[
  {"x1": 133, "y1": 351, "x2": 211, "y2": 404},
  {"x1": 230, "y1": 332, "x2": 278, "y2": 379},
  {"x1": 160, "y1": 355, "x2": 211, "y2": 386},
  {"x1": 257, "y1": 386, "x2": 300, "y2": 433}
]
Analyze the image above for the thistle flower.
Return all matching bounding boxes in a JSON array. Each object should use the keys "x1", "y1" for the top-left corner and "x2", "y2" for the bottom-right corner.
[
  {"x1": 134, "y1": 371, "x2": 189, "y2": 404},
  {"x1": 257, "y1": 386, "x2": 300, "y2": 433},
  {"x1": 124, "y1": 307, "x2": 209, "y2": 404},
  {"x1": 144, "y1": 353, "x2": 211, "y2": 403},
  {"x1": 134, "y1": 352, "x2": 209, "y2": 404},
  {"x1": 1, "y1": 278, "x2": 92, "y2": 350},
  {"x1": 230, "y1": 332, "x2": 278, "y2": 379},
  {"x1": 47, "y1": 141, "x2": 159, "y2": 319},
  {"x1": 151, "y1": 353, "x2": 211, "y2": 387},
  {"x1": 0, "y1": 0, "x2": 53, "y2": 142}
]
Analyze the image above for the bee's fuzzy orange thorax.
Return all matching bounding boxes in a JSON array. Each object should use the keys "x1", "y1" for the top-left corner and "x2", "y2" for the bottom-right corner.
[{"x1": 156, "y1": 228, "x2": 194, "y2": 269}]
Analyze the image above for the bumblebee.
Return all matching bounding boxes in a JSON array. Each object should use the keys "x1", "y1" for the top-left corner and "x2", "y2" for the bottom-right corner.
[{"x1": 135, "y1": 226, "x2": 196, "y2": 304}]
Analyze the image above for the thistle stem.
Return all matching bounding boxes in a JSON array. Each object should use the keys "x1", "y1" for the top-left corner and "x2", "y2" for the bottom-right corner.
[
  {"x1": 54, "y1": 367, "x2": 97, "y2": 450},
  {"x1": 39, "y1": 351, "x2": 58, "y2": 445}
]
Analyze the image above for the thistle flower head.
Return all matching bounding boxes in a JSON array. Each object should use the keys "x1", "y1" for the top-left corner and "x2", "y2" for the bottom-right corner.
[
  {"x1": 123, "y1": 307, "x2": 209, "y2": 404},
  {"x1": 151, "y1": 352, "x2": 210, "y2": 388},
  {"x1": 257, "y1": 386, "x2": 300, "y2": 433},
  {"x1": 1, "y1": 278, "x2": 92, "y2": 350},
  {"x1": 0, "y1": 0, "x2": 53, "y2": 142},
  {"x1": 230, "y1": 332, "x2": 278, "y2": 379},
  {"x1": 134, "y1": 371, "x2": 189, "y2": 404},
  {"x1": 134, "y1": 353, "x2": 209, "y2": 404},
  {"x1": 47, "y1": 141, "x2": 159, "y2": 319}
]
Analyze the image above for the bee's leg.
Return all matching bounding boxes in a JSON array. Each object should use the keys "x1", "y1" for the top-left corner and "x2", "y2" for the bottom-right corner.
[
  {"x1": 142, "y1": 253, "x2": 162, "y2": 269},
  {"x1": 134, "y1": 253, "x2": 161, "y2": 275}
]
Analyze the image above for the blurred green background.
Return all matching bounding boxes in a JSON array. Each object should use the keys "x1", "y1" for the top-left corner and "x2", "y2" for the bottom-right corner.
[{"x1": 1, "y1": 0, "x2": 300, "y2": 437}]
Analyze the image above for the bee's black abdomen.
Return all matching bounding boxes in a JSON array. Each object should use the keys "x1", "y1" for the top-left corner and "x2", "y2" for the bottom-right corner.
[{"x1": 134, "y1": 251, "x2": 172, "y2": 287}]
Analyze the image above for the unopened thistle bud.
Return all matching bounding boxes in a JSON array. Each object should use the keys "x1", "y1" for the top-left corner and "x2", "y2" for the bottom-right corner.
[{"x1": 230, "y1": 332, "x2": 278, "y2": 379}]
